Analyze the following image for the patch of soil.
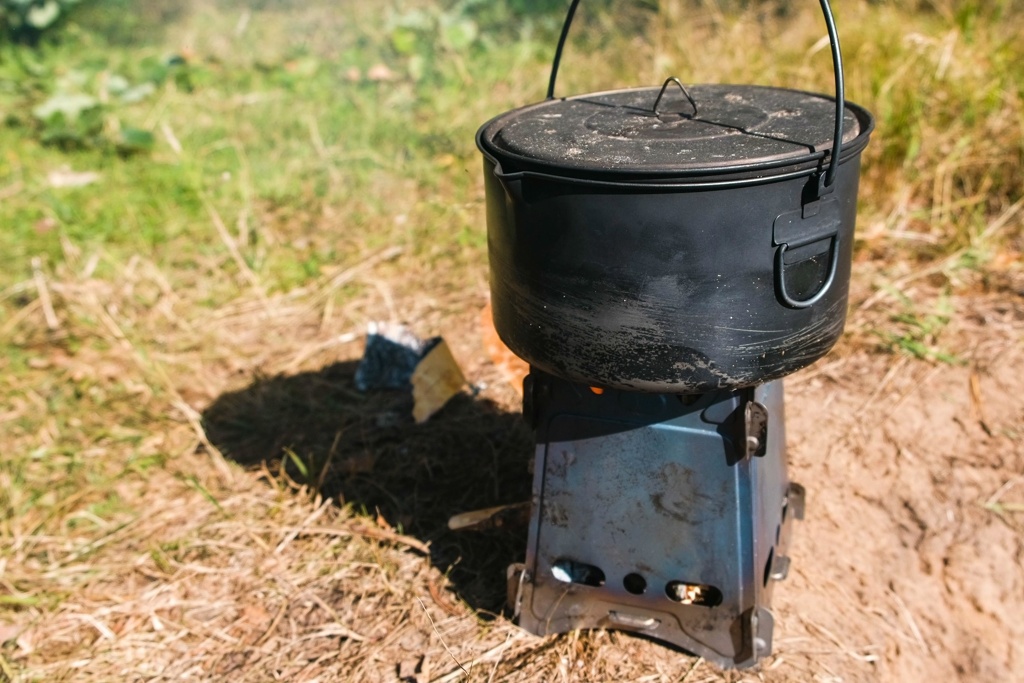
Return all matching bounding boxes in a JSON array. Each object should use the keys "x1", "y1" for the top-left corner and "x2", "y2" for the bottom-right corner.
[{"x1": 769, "y1": 295, "x2": 1024, "y2": 682}]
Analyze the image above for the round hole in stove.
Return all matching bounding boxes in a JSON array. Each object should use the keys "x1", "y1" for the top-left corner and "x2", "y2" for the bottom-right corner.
[{"x1": 623, "y1": 573, "x2": 647, "y2": 595}]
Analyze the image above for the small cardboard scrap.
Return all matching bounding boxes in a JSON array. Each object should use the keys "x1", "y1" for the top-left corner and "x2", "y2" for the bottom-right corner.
[
  {"x1": 411, "y1": 339, "x2": 466, "y2": 424},
  {"x1": 355, "y1": 322, "x2": 467, "y2": 422}
]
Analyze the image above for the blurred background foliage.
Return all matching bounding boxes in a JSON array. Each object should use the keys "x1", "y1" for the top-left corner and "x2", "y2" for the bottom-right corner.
[
  {"x1": 1, "y1": 0, "x2": 82, "y2": 45},
  {"x1": 0, "y1": 0, "x2": 1021, "y2": 332}
]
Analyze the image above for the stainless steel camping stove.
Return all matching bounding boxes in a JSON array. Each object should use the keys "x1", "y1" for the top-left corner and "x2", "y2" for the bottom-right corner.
[{"x1": 506, "y1": 370, "x2": 804, "y2": 669}]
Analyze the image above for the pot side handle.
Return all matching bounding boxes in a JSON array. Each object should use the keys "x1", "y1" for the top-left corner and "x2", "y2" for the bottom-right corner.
[
  {"x1": 774, "y1": 237, "x2": 840, "y2": 310},
  {"x1": 772, "y1": 199, "x2": 842, "y2": 309}
]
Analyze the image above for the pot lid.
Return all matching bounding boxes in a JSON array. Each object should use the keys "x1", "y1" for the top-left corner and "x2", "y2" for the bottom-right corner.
[{"x1": 478, "y1": 83, "x2": 865, "y2": 176}]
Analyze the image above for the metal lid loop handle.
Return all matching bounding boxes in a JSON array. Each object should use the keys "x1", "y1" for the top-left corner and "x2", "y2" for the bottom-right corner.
[
  {"x1": 653, "y1": 77, "x2": 698, "y2": 118},
  {"x1": 547, "y1": 0, "x2": 845, "y2": 193}
]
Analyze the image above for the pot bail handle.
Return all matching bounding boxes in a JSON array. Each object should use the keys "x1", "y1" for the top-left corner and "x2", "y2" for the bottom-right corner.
[
  {"x1": 546, "y1": 0, "x2": 846, "y2": 195},
  {"x1": 545, "y1": 0, "x2": 581, "y2": 101}
]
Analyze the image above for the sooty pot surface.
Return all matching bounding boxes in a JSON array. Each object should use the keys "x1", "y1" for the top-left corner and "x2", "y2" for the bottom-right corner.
[
  {"x1": 484, "y1": 155, "x2": 864, "y2": 393},
  {"x1": 479, "y1": 83, "x2": 873, "y2": 393}
]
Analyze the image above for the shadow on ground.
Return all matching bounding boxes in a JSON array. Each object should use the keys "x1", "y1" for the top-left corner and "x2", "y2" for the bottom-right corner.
[{"x1": 201, "y1": 360, "x2": 533, "y2": 613}]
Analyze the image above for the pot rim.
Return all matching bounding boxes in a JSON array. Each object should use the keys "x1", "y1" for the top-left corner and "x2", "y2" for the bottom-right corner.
[{"x1": 477, "y1": 84, "x2": 874, "y2": 185}]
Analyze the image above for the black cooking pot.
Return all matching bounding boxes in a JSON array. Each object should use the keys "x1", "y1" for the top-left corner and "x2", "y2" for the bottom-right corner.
[{"x1": 477, "y1": 0, "x2": 874, "y2": 393}]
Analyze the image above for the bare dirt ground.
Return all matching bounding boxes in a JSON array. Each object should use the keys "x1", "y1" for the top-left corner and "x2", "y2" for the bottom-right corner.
[
  {"x1": 774, "y1": 298, "x2": 1024, "y2": 682},
  {"x1": 5, "y1": 259, "x2": 1023, "y2": 682}
]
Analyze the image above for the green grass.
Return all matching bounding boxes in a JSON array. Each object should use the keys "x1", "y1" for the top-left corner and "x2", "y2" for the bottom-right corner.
[
  {"x1": 4, "y1": 1, "x2": 1018, "y2": 287},
  {"x1": 0, "y1": 0, "x2": 1019, "y2": 503},
  {"x1": 876, "y1": 289, "x2": 962, "y2": 363},
  {"x1": 1, "y1": 1, "x2": 553, "y2": 286}
]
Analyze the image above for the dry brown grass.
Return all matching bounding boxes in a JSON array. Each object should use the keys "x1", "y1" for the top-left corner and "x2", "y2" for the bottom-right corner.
[
  {"x1": 4, "y1": 202, "x2": 1022, "y2": 682},
  {"x1": 0, "y1": 243, "x2": 739, "y2": 682}
]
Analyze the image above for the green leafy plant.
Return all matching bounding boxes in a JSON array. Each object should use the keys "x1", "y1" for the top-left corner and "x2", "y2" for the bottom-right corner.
[
  {"x1": 1, "y1": 0, "x2": 82, "y2": 44},
  {"x1": 876, "y1": 292, "x2": 962, "y2": 364},
  {"x1": 388, "y1": 2, "x2": 483, "y2": 82},
  {"x1": 28, "y1": 56, "x2": 189, "y2": 152}
]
